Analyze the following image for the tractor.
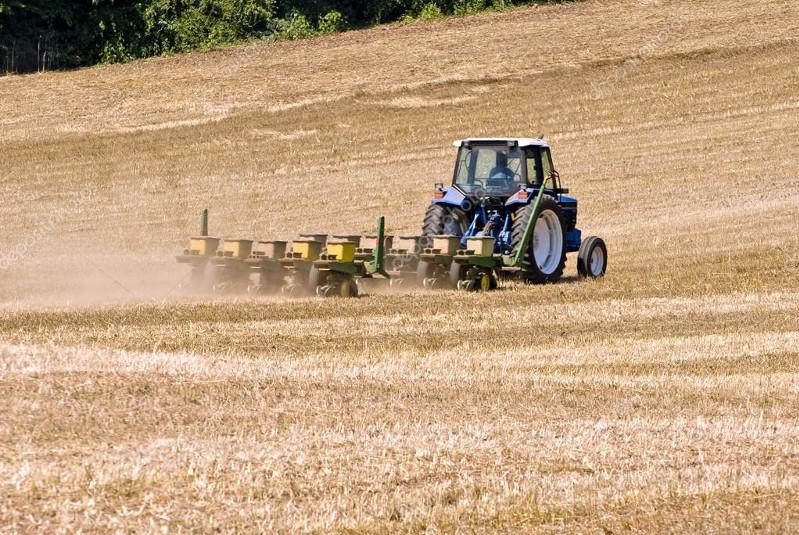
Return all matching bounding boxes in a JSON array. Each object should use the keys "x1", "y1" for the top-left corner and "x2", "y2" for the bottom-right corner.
[
  {"x1": 418, "y1": 138, "x2": 607, "y2": 287},
  {"x1": 177, "y1": 138, "x2": 607, "y2": 296}
]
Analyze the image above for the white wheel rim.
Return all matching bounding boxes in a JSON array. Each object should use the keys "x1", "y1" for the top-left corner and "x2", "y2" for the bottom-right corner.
[
  {"x1": 532, "y1": 210, "x2": 563, "y2": 275},
  {"x1": 589, "y1": 246, "x2": 605, "y2": 276}
]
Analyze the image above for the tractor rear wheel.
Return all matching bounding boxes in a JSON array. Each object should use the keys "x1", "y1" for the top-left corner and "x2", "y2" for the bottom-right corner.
[
  {"x1": 577, "y1": 236, "x2": 607, "y2": 278},
  {"x1": 421, "y1": 203, "x2": 467, "y2": 249},
  {"x1": 511, "y1": 197, "x2": 567, "y2": 284}
]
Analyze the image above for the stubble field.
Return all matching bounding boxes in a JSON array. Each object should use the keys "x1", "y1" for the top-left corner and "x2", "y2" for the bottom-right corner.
[{"x1": 1, "y1": 0, "x2": 799, "y2": 531}]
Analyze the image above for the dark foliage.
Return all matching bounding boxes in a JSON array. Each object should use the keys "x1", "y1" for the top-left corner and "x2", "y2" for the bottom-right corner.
[{"x1": 0, "y1": 0, "x2": 564, "y2": 73}]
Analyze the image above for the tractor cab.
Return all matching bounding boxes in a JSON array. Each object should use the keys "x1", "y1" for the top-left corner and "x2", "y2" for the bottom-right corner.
[
  {"x1": 432, "y1": 138, "x2": 568, "y2": 211},
  {"x1": 451, "y1": 138, "x2": 556, "y2": 199}
]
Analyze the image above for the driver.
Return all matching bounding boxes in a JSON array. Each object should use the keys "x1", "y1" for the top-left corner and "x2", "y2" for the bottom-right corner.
[{"x1": 488, "y1": 152, "x2": 514, "y2": 187}]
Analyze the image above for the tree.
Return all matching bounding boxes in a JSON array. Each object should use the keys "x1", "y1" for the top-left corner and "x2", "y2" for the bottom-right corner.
[{"x1": 0, "y1": 0, "x2": 551, "y2": 74}]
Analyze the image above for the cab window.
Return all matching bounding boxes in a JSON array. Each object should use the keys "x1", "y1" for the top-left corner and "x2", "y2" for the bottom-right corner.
[
  {"x1": 526, "y1": 147, "x2": 554, "y2": 186},
  {"x1": 453, "y1": 145, "x2": 526, "y2": 195},
  {"x1": 526, "y1": 151, "x2": 539, "y2": 185},
  {"x1": 540, "y1": 148, "x2": 553, "y2": 180}
]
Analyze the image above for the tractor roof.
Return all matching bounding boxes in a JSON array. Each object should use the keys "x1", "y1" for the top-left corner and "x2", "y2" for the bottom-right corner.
[{"x1": 453, "y1": 138, "x2": 549, "y2": 149}]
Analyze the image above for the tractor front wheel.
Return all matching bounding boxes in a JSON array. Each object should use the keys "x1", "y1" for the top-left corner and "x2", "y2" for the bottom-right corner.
[{"x1": 577, "y1": 236, "x2": 607, "y2": 278}]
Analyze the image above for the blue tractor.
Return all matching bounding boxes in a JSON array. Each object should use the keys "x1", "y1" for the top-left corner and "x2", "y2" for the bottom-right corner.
[{"x1": 419, "y1": 138, "x2": 607, "y2": 286}]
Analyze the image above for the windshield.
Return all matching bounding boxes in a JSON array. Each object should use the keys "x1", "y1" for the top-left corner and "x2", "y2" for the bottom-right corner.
[{"x1": 453, "y1": 145, "x2": 526, "y2": 196}]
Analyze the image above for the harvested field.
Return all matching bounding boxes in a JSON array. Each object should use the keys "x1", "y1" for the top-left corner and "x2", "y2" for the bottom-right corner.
[{"x1": 1, "y1": 0, "x2": 798, "y2": 531}]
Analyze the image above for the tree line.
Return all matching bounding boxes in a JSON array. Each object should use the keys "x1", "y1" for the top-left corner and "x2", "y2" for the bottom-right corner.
[{"x1": 0, "y1": 0, "x2": 563, "y2": 74}]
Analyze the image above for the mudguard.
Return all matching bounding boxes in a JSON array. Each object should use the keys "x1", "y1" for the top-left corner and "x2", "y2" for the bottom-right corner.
[
  {"x1": 504, "y1": 188, "x2": 533, "y2": 207},
  {"x1": 432, "y1": 187, "x2": 469, "y2": 210},
  {"x1": 505, "y1": 189, "x2": 579, "y2": 207}
]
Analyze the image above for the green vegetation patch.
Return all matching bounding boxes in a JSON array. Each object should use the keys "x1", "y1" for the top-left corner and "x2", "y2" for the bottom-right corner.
[{"x1": 0, "y1": 0, "x2": 573, "y2": 73}]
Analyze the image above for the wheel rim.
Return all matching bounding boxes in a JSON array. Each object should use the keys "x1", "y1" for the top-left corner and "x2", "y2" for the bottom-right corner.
[
  {"x1": 479, "y1": 273, "x2": 490, "y2": 291},
  {"x1": 589, "y1": 246, "x2": 605, "y2": 276},
  {"x1": 532, "y1": 210, "x2": 563, "y2": 275}
]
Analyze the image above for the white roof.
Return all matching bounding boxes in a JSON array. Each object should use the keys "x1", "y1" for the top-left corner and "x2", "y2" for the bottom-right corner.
[{"x1": 453, "y1": 137, "x2": 549, "y2": 148}]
